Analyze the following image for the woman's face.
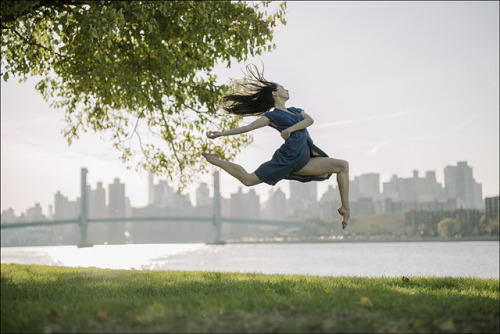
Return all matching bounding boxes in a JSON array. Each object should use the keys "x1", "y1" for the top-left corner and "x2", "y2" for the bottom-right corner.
[{"x1": 274, "y1": 84, "x2": 289, "y2": 101}]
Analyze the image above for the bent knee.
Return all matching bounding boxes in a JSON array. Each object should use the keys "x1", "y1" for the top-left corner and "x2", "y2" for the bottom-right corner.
[
  {"x1": 331, "y1": 159, "x2": 349, "y2": 173},
  {"x1": 242, "y1": 179, "x2": 259, "y2": 187},
  {"x1": 242, "y1": 179, "x2": 252, "y2": 187},
  {"x1": 342, "y1": 160, "x2": 349, "y2": 171}
]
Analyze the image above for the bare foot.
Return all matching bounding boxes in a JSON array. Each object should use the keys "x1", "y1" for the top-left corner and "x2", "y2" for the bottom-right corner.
[
  {"x1": 202, "y1": 152, "x2": 221, "y2": 165},
  {"x1": 338, "y1": 207, "x2": 350, "y2": 230}
]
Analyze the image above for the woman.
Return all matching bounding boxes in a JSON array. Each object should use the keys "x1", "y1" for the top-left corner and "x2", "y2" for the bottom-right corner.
[{"x1": 202, "y1": 65, "x2": 350, "y2": 229}]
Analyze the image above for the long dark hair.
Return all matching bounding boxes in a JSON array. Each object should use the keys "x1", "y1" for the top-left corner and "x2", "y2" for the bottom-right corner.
[{"x1": 220, "y1": 64, "x2": 277, "y2": 116}]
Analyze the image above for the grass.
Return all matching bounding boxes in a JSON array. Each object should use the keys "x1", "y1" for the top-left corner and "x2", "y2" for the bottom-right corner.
[{"x1": 1, "y1": 264, "x2": 499, "y2": 333}]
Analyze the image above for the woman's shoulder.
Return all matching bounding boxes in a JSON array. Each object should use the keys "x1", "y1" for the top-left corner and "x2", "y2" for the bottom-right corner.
[
  {"x1": 288, "y1": 106, "x2": 304, "y2": 113},
  {"x1": 265, "y1": 107, "x2": 304, "y2": 116}
]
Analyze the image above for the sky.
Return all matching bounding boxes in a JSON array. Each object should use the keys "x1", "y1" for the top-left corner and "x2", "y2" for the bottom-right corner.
[{"x1": 1, "y1": 1, "x2": 499, "y2": 216}]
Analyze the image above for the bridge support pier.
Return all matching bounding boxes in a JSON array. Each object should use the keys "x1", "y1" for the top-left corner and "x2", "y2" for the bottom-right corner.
[
  {"x1": 78, "y1": 167, "x2": 93, "y2": 248},
  {"x1": 209, "y1": 171, "x2": 225, "y2": 245}
]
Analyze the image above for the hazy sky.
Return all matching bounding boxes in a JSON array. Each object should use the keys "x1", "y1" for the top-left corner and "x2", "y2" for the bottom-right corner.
[{"x1": 2, "y1": 1, "x2": 499, "y2": 215}]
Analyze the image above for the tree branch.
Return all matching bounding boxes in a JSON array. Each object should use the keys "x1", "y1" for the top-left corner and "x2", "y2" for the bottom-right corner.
[
  {"x1": 8, "y1": 26, "x2": 66, "y2": 60},
  {"x1": 159, "y1": 109, "x2": 184, "y2": 177},
  {"x1": 157, "y1": 72, "x2": 218, "y2": 127},
  {"x1": 133, "y1": 124, "x2": 148, "y2": 158},
  {"x1": 188, "y1": 107, "x2": 218, "y2": 127}
]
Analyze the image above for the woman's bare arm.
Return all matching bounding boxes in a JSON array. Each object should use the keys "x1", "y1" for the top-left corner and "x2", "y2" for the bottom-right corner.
[
  {"x1": 281, "y1": 111, "x2": 314, "y2": 140},
  {"x1": 207, "y1": 116, "x2": 270, "y2": 139}
]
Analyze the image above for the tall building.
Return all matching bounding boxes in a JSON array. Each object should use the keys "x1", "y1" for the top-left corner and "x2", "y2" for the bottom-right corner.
[
  {"x1": 230, "y1": 187, "x2": 260, "y2": 219},
  {"x1": 86, "y1": 182, "x2": 108, "y2": 244},
  {"x1": 474, "y1": 183, "x2": 483, "y2": 209},
  {"x1": 382, "y1": 170, "x2": 444, "y2": 203},
  {"x1": 48, "y1": 205, "x2": 53, "y2": 220},
  {"x1": 54, "y1": 191, "x2": 79, "y2": 219},
  {"x1": 289, "y1": 181, "x2": 318, "y2": 215},
  {"x1": 229, "y1": 188, "x2": 260, "y2": 238},
  {"x1": 351, "y1": 173, "x2": 380, "y2": 200},
  {"x1": 319, "y1": 185, "x2": 341, "y2": 221},
  {"x1": 153, "y1": 180, "x2": 167, "y2": 207},
  {"x1": 25, "y1": 203, "x2": 45, "y2": 222},
  {"x1": 194, "y1": 182, "x2": 212, "y2": 217},
  {"x1": 1, "y1": 208, "x2": 16, "y2": 223},
  {"x1": 108, "y1": 178, "x2": 126, "y2": 217},
  {"x1": 108, "y1": 178, "x2": 126, "y2": 244},
  {"x1": 263, "y1": 187, "x2": 287, "y2": 220},
  {"x1": 196, "y1": 183, "x2": 211, "y2": 207},
  {"x1": 444, "y1": 161, "x2": 483, "y2": 209},
  {"x1": 153, "y1": 180, "x2": 192, "y2": 209},
  {"x1": 485, "y1": 196, "x2": 499, "y2": 220},
  {"x1": 54, "y1": 191, "x2": 67, "y2": 220},
  {"x1": 53, "y1": 191, "x2": 79, "y2": 244},
  {"x1": 148, "y1": 172, "x2": 155, "y2": 206},
  {"x1": 419, "y1": 171, "x2": 443, "y2": 202},
  {"x1": 89, "y1": 182, "x2": 106, "y2": 218}
]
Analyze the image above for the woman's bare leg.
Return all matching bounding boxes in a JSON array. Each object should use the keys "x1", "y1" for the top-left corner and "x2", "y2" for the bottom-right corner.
[
  {"x1": 294, "y1": 157, "x2": 350, "y2": 229},
  {"x1": 202, "y1": 153, "x2": 262, "y2": 187}
]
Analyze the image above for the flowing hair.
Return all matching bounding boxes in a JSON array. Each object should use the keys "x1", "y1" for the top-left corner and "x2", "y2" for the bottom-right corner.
[{"x1": 220, "y1": 64, "x2": 278, "y2": 116}]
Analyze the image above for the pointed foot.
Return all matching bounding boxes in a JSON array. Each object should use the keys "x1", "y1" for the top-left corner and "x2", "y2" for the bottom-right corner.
[
  {"x1": 202, "y1": 152, "x2": 221, "y2": 165},
  {"x1": 338, "y1": 207, "x2": 350, "y2": 230}
]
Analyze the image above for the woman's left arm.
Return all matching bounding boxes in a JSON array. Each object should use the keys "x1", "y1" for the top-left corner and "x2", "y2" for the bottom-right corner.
[{"x1": 281, "y1": 111, "x2": 314, "y2": 140}]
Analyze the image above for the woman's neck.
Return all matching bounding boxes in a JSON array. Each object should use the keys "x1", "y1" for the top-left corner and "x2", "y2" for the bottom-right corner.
[{"x1": 274, "y1": 101, "x2": 287, "y2": 111}]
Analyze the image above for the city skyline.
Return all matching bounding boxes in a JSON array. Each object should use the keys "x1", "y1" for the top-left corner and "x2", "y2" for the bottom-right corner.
[
  {"x1": 1, "y1": 160, "x2": 489, "y2": 221},
  {"x1": 2, "y1": 2, "x2": 498, "y2": 215}
]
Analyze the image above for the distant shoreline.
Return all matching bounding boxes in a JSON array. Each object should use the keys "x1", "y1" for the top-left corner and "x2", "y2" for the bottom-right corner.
[
  {"x1": 1, "y1": 236, "x2": 498, "y2": 248},
  {"x1": 225, "y1": 235, "x2": 500, "y2": 244}
]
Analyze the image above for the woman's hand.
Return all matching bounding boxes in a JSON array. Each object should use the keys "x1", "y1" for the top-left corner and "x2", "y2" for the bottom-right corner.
[
  {"x1": 206, "y1": 131, "x2": 221, "y2": 139},
  {"x1": 281, "y1": 129, "x2": 291, "y2": 140}
]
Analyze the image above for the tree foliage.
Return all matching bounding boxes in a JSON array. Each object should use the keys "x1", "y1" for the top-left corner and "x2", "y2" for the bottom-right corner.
[
  {"x1": 1, "y1": 0, "x2": 287, "y2": 188},
  {"x1": 437, "y1": 218, "x2": 461, "y2": 237}
]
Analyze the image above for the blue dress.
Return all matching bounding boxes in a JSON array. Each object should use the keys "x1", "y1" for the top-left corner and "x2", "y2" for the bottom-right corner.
[{"x1": 254, "y1": 107, "x2": 332, "y2": 186}]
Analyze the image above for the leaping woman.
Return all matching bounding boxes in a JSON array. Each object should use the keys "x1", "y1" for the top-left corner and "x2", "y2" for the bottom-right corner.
[{"x1": 202, "y1": 65, "x2": 350, "y2": 229}]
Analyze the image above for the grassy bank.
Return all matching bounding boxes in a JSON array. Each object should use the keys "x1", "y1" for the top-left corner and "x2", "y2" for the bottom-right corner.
[{"x1": 1, "y1": 264, "x2": 498, "y2": 333}]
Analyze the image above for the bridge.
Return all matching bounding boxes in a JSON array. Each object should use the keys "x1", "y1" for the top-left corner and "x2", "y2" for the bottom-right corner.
[{"x1": 1, "y1": 169, "x2": 311, "y2": 247}]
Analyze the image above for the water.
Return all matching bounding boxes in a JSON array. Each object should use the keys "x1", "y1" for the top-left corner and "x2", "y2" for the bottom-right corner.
[{"x1": 1, "y1": 241, "x2": 498, "y2": 278}]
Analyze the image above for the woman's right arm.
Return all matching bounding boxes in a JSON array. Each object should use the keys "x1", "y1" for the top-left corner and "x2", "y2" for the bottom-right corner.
[{"x1": 207, "y1": 116, "x2": 270, "y2": 139}]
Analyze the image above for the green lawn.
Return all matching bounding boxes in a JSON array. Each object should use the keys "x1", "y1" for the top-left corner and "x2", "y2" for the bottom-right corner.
[{"x1": 1, "y1": 264, "x2": 498, "y2": 333}]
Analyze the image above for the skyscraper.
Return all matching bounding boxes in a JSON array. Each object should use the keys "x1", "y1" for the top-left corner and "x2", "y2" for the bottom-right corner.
[
  {"x1": 108, "y1": 178, "x2": 126, "y2": 217},
  {"x1": 108, "y1": 178, "x2": 126, "y2": 244},
  {"x1": 196, "y1": 183, "x2": 211, "y2": 207},
  {"x1": 54, "y1": 191, "x2": 68, "y2": 220},
  {"x1": 26, "y1": 203, "x2": 45, "y2": 222},
  {"x1": 148, "y1": 171, "x2": 155, "y2": 206},
  {"x1": 54, "y1": 191, "x2": 79, "y2": 219},
  {"x1": 89, "y1": 182, "x2": 106, "y2": 218},
  {"x1": 263, "y1": 187, "x2": 287, "y2": 220},
  {"x1": 319, "y1": 184, "x2": 341, "y2": 221},
  {"x1": 382, "y1": 170, "x2": 444, "y2": 203},
  {"x1": 352, "y1": 173, "x2": 380, "y2": 199},
  {"x1": 229, "y1": 187, "x2": 260, "y2": 238},
  {"x1": 485, "y1": 196, "x2": 499, "y2": 220},
  {"x1": 444, "y1": 161, "x2": 483, "y2": 209},
  {"x1": 289, "y1": 181, "x2": 317, "y2": 214},
  {"x1": 153, "y1": 180, "x2": 192, "y2": 209},
  {"x1": 87, "y1": 182, "x2": 108, "y2": 244},
  {"x1": 230, "y1": 187, "x2": 260, "y2": 219}
]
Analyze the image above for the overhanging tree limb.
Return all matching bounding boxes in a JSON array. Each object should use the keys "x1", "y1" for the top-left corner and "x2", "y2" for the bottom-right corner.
[{"x1": 1, "y1": 0, "x2": 287, "y2": 190}]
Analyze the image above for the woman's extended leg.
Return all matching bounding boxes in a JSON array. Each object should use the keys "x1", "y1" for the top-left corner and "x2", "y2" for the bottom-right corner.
[
  {"x1": 202, "y1": 153, "x2": 262, "y2": 187},
  {"x1": 294, "y1": 157, "x2": 350, "y2": 229}
]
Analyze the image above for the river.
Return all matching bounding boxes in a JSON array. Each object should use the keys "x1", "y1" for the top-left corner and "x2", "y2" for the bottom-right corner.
[{"x1": 1, "y1": 241, "x2": 498, "y2": 278}]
